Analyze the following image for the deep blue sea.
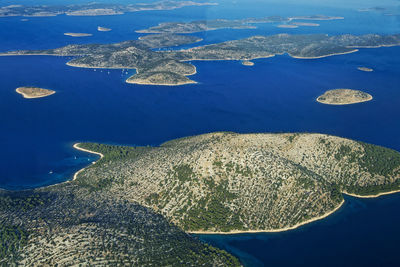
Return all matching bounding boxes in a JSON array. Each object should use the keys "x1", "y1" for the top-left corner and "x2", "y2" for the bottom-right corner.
[{"x1": 0, "y1": 0, "x2": 399, "y2": 265}]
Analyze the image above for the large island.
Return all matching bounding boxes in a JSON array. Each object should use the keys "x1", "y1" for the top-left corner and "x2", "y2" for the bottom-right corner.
[
  {"x1": 1, "y1": 132, "x2": 400, "y2": 265},
  {"x1": 0, "y1": 1, "x2": 216, "y2": 17},
  {"x1": 2, "y1": 33, "x2": 400, "y2": 86}
]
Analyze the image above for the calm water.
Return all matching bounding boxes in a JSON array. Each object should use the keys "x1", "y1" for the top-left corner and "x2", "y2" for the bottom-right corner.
[
  {"x1": 0, "y1": 1, "x2": 400, "y2": 265},
  {"x1": 198, "y1": 194, "x2": 400, "y2": 266}
]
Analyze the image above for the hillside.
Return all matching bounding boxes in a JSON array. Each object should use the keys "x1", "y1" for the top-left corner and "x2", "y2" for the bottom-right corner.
[
  {"x1": 75, "y1": 132, "x2": 400, "y2": 233},
  {"x1": 0, "y1": 185, "x2": 240, "y2": 266}
]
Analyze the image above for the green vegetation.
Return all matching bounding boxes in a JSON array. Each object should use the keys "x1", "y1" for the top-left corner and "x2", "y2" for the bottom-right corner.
[
  {"x1": 0, "y1": 225, "x2": 29, "y2": 261},
  {"x1": 0, "y1": 192, "x2": 48, "y2": 212},
  {"x1": 79, "y1": 143, "x2": 151, "y2": 161},
  {"x1": 359, "y1": 142, "x2": 400, "y2": 176},
  {"x1": 169, "y1": 164, "x2": 196, "y2": 182},
  {"x1": 183, "y1": 181, "x2": 243, "y2": 232}
]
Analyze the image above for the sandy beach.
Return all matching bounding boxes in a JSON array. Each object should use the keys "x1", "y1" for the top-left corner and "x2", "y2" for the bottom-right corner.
[
  {"x1": 290, "y1": 49, "x2": 359, "y2": 59},
  {"x1": 343, "y1": 190, "x2": 400, "y2": 198},
  {"x1": 72, "y1": 143, "x2": 104, "y2": 181}
]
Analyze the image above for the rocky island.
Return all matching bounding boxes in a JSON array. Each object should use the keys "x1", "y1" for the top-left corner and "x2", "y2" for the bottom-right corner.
[
  {"x1": 16, "y1": 87, "x2": 55, "y2": 99},
  {"x1": 358, "y1": 66, "x2": 374, "y2": 72},
  {"x1": 97, "y1": 26, "x2": 111, "y2": 32},
  {"x1": 2, "y1": 132, "x2": 400, "y2": 265},
  {"x1": 242, "y1": 60, "x2": 255, "y2": 66},
  {"x1": 277, "y1": 24, "x2": 298, "y2": 28},
  {"x1": 2, "y1": 33, "x2": 400, "y2": 85},
  {"x1": 136, "y1": 15, "x2": 342, "y2": 34},
  {"x1": 317, "y1": 89, "x2": 373, "y2": 105},
  {"x1": 64, "y1": 32, "x2": 92, "y2": 37}
]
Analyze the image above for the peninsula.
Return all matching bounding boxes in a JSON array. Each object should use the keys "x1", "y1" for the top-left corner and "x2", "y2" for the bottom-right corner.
[
  {"x1": 16, "y1": 87, "x2": 55, "y2": 98},
  {"x1": 64, "y1": 32, "x2": 92, "y2": 37},
  {"x1": 0, "y1": 1, "x2": 216, "y2": 17},
  {"x1": 317, "y1": 89, "x2": 373, "y2": 105},
  {"x1": 2, "y1": 33, "x2": 400, "y2": 85},
  {"x1": 1, "y1": 132, "x2": 400, "y2": 264}
]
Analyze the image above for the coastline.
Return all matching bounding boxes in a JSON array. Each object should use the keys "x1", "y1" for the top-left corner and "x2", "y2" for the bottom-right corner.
[
  {"x1": 343, "y1": 190, "x2": 400, "y2": 198},
  {"x1": 290, "y1": 49, "x2": 359, "y2": 59},
  {"x1": 316, "y1": 95, "x2": 373, "y2": 105},
  {"x1": 72, "y1": 143, "x2": 104, "y2": 181},
  {"x1": 16, "y1": 87, "x2": 55, "y2": 99},
  {"x1": 126, "y1": 80, "x2": 197, "y2": 86},
  {"x1": 189, "y1": 199, "x2": 345, "y2": 235}
]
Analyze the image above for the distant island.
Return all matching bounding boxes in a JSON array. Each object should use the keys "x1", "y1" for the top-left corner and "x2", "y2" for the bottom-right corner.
[
  {"x1": 317, "y1": 89, "x2": 373, "y2": 105},
  {"x1": 0, "y1": 1, "x2": 216, "y2": 17},
  {"x1": 358, "y1": 66, "x2": 374, "y2": 72},
  {"x1": 64, "y1": 32, "x2": 92, "y2": 37},
  {"x1": 97, "y1": 26, "x2": 111, "y2": 32},
  {"x1": 136, "y1": 15, "x2": 342, "y2": 34},
  {"x1": 292, "y1": 22, "x2": 320, "y2": 27},
  {"x1": 2, "y1": 132, "x2": 400, "y2": 264},
  {"x1": 277, "y1": 24, "x2": 298, "y2": 28},
  {"x1": 16, "y1": 86, "x2": 55, "y2": 98},
  {"x1": 2, "y1": 33, "x2": 400, "y2": 85}
]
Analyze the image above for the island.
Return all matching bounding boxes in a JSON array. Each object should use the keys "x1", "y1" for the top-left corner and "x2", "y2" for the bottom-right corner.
[
  {"x1": 2, "y1": 132, "x2": 400, "y2": 265},
  {"x1": 16, "y1": 87, "x2": 55, "y2": 99},
  {"x1": 97, "y1": 26, "x2": 111, "y2": 32},
  {"x1": 317, "y1": 89, "x2": 373, "y2": 105},
  {"x1": 288, "y1": 15, "x2": 344, "y2": 21},
  {"x1": 0, "y1": 1, "x2": 216, "y2": 17},
  {"x1": 64, "y1": 32, "x2": 92, "y2": 37},
  {"x1": 277, "y1": 24, "x2": 298, "y2": 28},
  {"x1": 358, "y1": 66, "x2": 374, "y2": 72},
  {"x1": 136, "y1": 15, "x2": 342, "y2": 34},
  {"x1": 2, "y1": 33, "x2": 400, "y2": 85},
  {"x1": 292, "y1": 22, "x2": 320, "y2": 26},
  {"x1": 241, "y1": 60, "x2": 255, "y2": 66}
]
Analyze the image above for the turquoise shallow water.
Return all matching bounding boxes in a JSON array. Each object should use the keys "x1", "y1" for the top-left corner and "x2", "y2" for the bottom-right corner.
[{"x1": 0, "y1": 1, "x2": 400, "y2": 265}]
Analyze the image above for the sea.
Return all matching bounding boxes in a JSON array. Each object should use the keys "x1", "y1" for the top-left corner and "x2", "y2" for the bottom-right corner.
[{"x1": 0, "y1": 0, "x2": 399, "y2": 266}]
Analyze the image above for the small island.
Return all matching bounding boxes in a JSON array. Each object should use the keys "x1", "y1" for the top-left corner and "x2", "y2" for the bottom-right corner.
[
  {"x1": 241, "y1": 60, "x2": 255, "y2": 66},
  {"x1": 64, "y1": 32, "x2": 93, "y2": 37},
  {"x1": 16, "y1": 87, "x2": 55, "y2": 99},
  {"x1": 97, "y1": 26, "x2": 111, "y2": 32},
  {"x1": 292, "y1": 22, "x2": 320, "y2": 27},
  {"x1": 126, "y1": 71, "x2": 197, "y2": 86},
  {"x1": 357, "y1": 66, "x2": 374, "y2": 72},
  {"x1": 317, "y1": 89, "x2": 372, "y2": 105},
  {"x1": 277, "y1": 24, "x2": 298, "y2": 28}
]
